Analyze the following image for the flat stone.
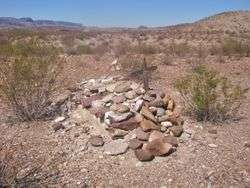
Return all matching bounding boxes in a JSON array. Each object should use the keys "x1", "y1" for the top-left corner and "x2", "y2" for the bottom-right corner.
[
  {"x1": 125, "y1": 90, "x2": 138, "y2": 100},
  {"x1": 134, "y1": 149, "x2": 154, "y2": 162},
  {"x1": 140, "y1": 118, "x2": 160, "y2": 132},
  {"x1": 135, "y1": 127, "x2": 150, "y2": 141},
  {"x1": 112, "y1": 104, "x2": 130, "y2": 113},
  {"x1": 129, "y1": 139, "x2": 143, "y2": 150},
  {"x1": 113, "y1": 95, "x2": 126, "y2": 104},
  {"x1": 133, "y1": 99, "x2": 144, "y2": 112},
  {"x1": 89, "y1": 135, "x2": 104, "y2": 147},
  {"x1": 146, "y1": 139, "x2": 172, "y2": 156},
  {"x1": 140, "y1": 106, "x2": 157, "y2": 124},
  {"x1": 114, "y1": 81, "x2": 132, "y2": 93},
  {"x1": 109, "y1": 117, "x2": 139, "y2": 131},
  {"x1": 106, "y1": 111, "x2": 133, "y2": 123},
  {"x1": 148, "y1": 130, "x2": 165, "y2": 142},
  {"x1": 104, "y1": 140, "x2": 128, "y2": 155},
  {"x1": 169, "y1": 126, "x2": 183, "y2": 137}
]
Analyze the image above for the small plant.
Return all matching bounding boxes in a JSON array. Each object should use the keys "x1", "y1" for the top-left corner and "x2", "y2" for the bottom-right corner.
[
  {"x1": 175, "y1": 65, "x2": 247, "y2": 122},
  {"x1": 0, "y1": 39, "x2": 62, "y2": 121}
]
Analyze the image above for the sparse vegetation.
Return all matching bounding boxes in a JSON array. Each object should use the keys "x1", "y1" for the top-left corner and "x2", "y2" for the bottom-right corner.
[
  {"x1": 175, "y1": 65, "x2": 247, "y2": 122},
  {"x1": 210, "y1": 38, "x2": 250, "y2": 57},
  {"x1": 0, "y1": 39, "x2": 62, "y2": 121}
]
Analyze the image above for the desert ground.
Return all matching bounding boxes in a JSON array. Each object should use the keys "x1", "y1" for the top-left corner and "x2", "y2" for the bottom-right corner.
[{"x1": 0, "y1": 11, "x2": 250, "y2": 187}]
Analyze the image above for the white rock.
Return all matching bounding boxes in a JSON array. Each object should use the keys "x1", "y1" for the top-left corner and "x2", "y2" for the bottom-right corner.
[
  {"x1": 208, "y1": 144, "x2": 218, "y2": 148},
  {"x1": 54, "y1": 116, "x2": 66, "y2": 123},
  {"x1": 161, "y1": 121, "x2": 173, "y2": 128},
  {"x1": 133, "y1": 99, "x2": 144, "y2": 112}
]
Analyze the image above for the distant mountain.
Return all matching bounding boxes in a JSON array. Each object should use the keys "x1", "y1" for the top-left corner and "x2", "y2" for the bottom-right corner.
[{"x1": 0, "y1": 17, "x2": 83, "y2": 28}]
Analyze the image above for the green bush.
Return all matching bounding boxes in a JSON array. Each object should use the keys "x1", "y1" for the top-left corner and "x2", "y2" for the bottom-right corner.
[
  {"x1": 0, "y1": 40, "x2": 62, "y2": 121},
  {"x1": 175, "y1": 65, "x2": 247, "y2": 122}
]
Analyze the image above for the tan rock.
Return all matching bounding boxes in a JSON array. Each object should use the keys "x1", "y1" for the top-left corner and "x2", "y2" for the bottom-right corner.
[
  {"x1": 145, "y1": 139, "x2": 172, "y2": 156},
  {"x1": 148, "y1": 130, "x2": 165, "y2": 142},
  {"x1": 167, "y1": 99, "x2": 175, "y2": 111},
  {"x1": 140, "y1": 118, "x2": 160, "y2": 132},
  {"x1": 163, "y1": 135, "x2": 178, "y2": 147},
  {"x1": 134, "y1": 149, "x2": 154, "y2": 161},
  {"x1": 140, "y1": 106, "x2": 157, "y2": 123},
  {"x1": 169, "y1": 126, "x2": 183, "y2": 137}
]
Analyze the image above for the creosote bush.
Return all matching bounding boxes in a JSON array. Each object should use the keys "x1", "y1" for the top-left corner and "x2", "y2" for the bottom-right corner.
[
  {"x1": 0, "y1": 40, "x2": 62, "y2": 121},
  {"x1": 175, "y1": 65, "x2": 247, "y2": 122}
]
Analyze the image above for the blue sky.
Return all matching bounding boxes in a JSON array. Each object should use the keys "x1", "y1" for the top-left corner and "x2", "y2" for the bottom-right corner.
[{"x1": 0, "y1": 0, "x2": 250, "y2": 27}]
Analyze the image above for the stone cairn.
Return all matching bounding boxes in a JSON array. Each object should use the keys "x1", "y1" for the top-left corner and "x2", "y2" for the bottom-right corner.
[{"x1": 53, "y1": 76, "x2": 184, "y2": 162}]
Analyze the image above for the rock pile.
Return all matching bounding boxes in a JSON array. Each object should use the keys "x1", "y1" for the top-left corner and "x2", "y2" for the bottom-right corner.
[{"x1": 53, "y1": 76, "x2": 185, "y2": 162}]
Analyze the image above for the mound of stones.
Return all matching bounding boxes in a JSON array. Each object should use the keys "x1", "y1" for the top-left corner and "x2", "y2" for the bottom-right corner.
[{"x1": 53, "y1": 76, "x2": 185, "y2": 162}]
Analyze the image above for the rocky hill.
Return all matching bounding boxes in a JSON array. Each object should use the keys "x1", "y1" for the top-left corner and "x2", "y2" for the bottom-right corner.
[
  {"x1": 193, "y1": 11, "x2": 250, "y2": 33},
  {"x1": 0, "y1": 17, "x2": 83, "y2": 28}
]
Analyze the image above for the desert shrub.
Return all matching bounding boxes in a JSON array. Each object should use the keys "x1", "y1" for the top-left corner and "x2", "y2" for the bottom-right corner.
[
  {"x1": 168, "y1": 40, "x2": 191, "y2": 57},
  {"x1": 0, "y1": 40, "x2": 62, "y2": 121},
  {"x1": 129, "y1": 43, "x2": 159, "y2": 55},
  {"x1": 210, "y1": 38, "x2": 250, "y2": 57},
  {"x1": 66, "y1": 45, "x2": 93, "y2": 55},
  {"x1": 175, "y1": 65, "x2": 247, "y2": 122},
  {"x1": 119, "y1": 55, "x2": 143, "y2": 71}
]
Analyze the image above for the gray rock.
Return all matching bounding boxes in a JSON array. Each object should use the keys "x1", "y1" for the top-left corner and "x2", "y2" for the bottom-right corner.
[
  {"x1": 106, "y1": 111, "x2": 133, "y2": 123},
  {"x1": 156, "y1": 108, "x2": 166, "y2": 117},
  {"x1": 104, "y1": 140, "x2": 129, "y2": 155},
  {"x1": 101, "y1": 94, "x2": 114, "y2": 103},
  {"x1": 89, "y1": 135, "x2": 104, "y2": 147},
  {"x1": 129, "y1": 139, "x2": 143, "y2": 150},
  {"x1": 112, "y1": 129, "x2": 128, "y2": 139}
]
